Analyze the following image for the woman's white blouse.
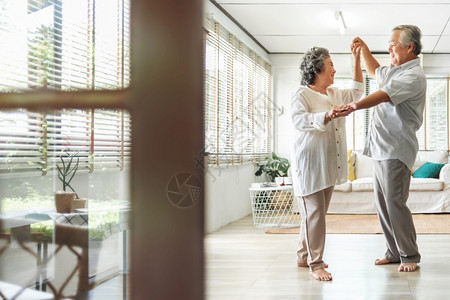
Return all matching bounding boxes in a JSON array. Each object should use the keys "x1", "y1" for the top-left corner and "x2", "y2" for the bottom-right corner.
[{"x1": 290, "y1": 81, "x2": 364, "y2": 197}]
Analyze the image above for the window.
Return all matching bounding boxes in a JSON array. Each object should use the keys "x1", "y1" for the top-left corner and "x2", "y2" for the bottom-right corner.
[
  {"x1": 0, "y1": 0, "x2": 132, "y2": 296},
  {"x1": 421, "y1": 77, "x2": 448, "y2": 150},
  {"x1": 333, "y1": 76, "x2": 372, "y2": 150},
  {"x1": 0, "y1": 0, "x2": 131, "y2": 177},
  {"x1": 204, "y1": 19, "x2": 271, "y2": 165},
  {"x1": 334, "y1": 75, "x2": 450, "y2": 151},
  {"x1": 0, "y1": 1, "x2": 205, "y2": 299}
]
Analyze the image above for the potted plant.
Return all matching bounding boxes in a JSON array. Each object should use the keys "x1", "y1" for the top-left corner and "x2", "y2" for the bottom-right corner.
[
  {"x1": 255, "y1": 152, "x2": 290, "y2": 183},
  {"x1": 250, "y1": 153, "x2": 294, "y2": 227},
  {"x1": 55, "y1": 148, "x2": 87, "y2": 213}
]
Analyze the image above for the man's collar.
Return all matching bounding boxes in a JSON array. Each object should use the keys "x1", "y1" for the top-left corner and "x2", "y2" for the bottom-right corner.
[{"x1": 399, "y1": 57, "x2": 421, "y2": 70}]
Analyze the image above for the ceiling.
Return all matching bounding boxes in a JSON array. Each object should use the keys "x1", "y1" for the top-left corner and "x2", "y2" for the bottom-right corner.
[{"x1": 213, "y1": 0, "x2": 450, "y2": 54}]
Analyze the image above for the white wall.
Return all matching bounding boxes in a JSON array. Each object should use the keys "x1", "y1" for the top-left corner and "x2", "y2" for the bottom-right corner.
[
  {"x1": 203, "y1": 0, "x2": 269, "y2": 62},
  {"x1": 270, "y1": 54, "x2": 300, "y2": 161},
  {"x1": 423, "y1": 54, "x2": 450, "y2": 75},
  {"x1": 205, "y1": 163, "x2": 257, "y2": 233},
  {"x1": 203, "y1": 0, "x2": 270, "y2": 233}
]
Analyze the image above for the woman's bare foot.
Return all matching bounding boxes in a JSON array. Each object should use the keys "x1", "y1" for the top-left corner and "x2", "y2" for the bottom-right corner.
[
  {"x1": 298, "y1": 262, "x2": 328, "y2": 268},
  {"x1": 374, "y1": 257, "x2": 391, "y2": 265},
  {"x1": 398, "y1": 262, "x2": 418, "y2": 272},
  {"x1": 310, "y1": 268, "x2": 332, "y2": 281}
]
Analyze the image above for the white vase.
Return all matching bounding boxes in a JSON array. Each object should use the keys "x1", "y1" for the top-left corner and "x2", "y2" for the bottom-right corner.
[{"x1": 275, "y1": 177, "x2": 284, "y2": 186}]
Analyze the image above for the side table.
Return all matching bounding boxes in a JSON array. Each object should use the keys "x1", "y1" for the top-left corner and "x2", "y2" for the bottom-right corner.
[{"x1": 249, "y1": 184, "x2": 300, "y2": 229}]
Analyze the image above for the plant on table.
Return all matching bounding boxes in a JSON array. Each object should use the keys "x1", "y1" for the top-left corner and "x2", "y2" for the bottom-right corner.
[
  {"x1": 55, "y1": 148, "x2": 87, "y2": 212},
  {"x1": 253, "y1": 152, "x2": 292, "y2": 215},
  {"x1": 255, "y1": 152, "x2": 290, "y2": 182},
  {"x1": 57, "y1": 148, "x2": 80, "y2": 198}
]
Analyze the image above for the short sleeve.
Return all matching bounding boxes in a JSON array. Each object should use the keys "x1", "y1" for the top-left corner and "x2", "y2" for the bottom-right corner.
[{"x1": 379, "y1": 72, "x2": 425, "y2": 106}]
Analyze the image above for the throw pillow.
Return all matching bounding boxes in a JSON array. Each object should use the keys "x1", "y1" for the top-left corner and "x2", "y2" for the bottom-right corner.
[
  {"x1": 354, "y1": 150, "x2": 374, "y2": 178},
  {"x1": 412, "y1": 162, "x2": 445, "y2": 179},
  {"x1": 347, "y1": 150, "x2": 356, "y2": 181}
]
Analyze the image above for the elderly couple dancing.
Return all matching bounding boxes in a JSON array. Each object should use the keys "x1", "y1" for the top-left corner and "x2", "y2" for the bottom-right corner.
[{"x1": 291, "y1": 24, "x2": 425, "y2": 281}]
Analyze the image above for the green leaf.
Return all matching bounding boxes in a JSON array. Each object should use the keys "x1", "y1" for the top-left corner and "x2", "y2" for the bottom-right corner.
[{"x1": 254, "y1": 152, "x2": 290, "y2": 182}]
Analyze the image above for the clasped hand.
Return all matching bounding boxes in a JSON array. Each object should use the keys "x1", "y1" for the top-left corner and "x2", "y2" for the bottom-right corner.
[{"x1": 328, "y1": 103, "x2": 357, "y2": 119}]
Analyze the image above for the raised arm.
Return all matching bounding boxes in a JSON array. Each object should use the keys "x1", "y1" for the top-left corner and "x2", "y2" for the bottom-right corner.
[
  {"x1": 351, "y1": 42, "x2": 363, "y2": 84},
  {"x1": 352, "y1": 37, "x2": 380, "y2": 79}
]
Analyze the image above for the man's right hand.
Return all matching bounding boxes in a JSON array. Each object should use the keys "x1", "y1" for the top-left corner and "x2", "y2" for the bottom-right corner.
[{"x1": 330, "y1": 103, "x2": 357, "y2": 118}]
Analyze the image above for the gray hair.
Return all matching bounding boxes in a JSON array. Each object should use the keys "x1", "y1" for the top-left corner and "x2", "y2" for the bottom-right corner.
[
  {"x1": 393, "y1": 25, "x2": 422, "y2": 56},
  {"x1": 299, "y1": 47, "x2": 330, "y2": 86}
]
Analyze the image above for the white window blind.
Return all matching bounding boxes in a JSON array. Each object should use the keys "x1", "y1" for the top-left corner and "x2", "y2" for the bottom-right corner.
[
  {"x1": 46, "y1": 109, "x2": 92, "y2": 174},
  {"x1": 422, "y1": 78, "x2": 448, "y2": 150},
  {"x1": 354, "y1": 78, "x2": 375, "y2": 150},
  {"x1": 0, "y1": 110, "x2": 44, "y2": 174},
  {"x1": 93, "y1": 109, "x2": 126, "y2": 170},
  {"x1": 0, "y1": 0, "x2": 131, "y2": 176},
  {"x1": 0, "y1": 0, "x2": 130, "y2": 91},
  {"x1": 332, "y1": 78, "x2": 358, "y2": 150},
  {"x1": 204, "y1": 19, "x2": 271, "y2": 165},
  {"x1": 332, "y1": 77, "x2": 371, "y2": 150}
]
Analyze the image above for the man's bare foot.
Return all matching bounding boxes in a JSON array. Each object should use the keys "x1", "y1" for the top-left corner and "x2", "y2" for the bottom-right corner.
[
  {"x1": 298, "y1": 262, "x2": 328, "y2": 268},
  {"x1": 310, "y1": 268, "x2": 332, "y2": 281},
  {"x1": 398, "y1": 262, "x2": 418, "y2": 272},
  {"x1": 374, "y1": 257, "x2": 391, "y2": 265}
]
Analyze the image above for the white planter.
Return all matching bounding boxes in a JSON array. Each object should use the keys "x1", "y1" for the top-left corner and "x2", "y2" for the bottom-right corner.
[{"x1": 275, "y1": 177, "x2": 284, "y2": 186}]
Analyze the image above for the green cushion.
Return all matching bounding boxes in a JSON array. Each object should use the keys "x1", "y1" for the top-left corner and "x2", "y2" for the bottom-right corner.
[{"x1": 412, "y1": 162, "x2": 445, "y2": 179}]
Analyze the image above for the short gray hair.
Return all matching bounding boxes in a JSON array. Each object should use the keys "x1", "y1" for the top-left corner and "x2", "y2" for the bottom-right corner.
[
  {"x1": 393, "y1": 25, "x2": 422, "y2": 56},
  {"x1": 299, "y1": 47, "x2": 330, "y2": 86}
]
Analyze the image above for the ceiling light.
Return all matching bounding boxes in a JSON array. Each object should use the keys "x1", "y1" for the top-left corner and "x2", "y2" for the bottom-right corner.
[{"x1": 335, "y1": 11, "x2": 346, "y2": 35}]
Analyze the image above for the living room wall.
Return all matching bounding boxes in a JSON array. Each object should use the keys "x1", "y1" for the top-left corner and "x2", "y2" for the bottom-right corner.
[
  {"x1": 205, "y1": 163, "x2": 257, "y2": 233},
  {"x1": 203, "y1": 0, "x2": 271, "y2": 233},
  {"x1": 203, "y1": 0, "x2": 450, "y2": 233}
]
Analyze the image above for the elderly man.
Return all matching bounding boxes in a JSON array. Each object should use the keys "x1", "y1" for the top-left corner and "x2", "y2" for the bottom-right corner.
[{"x1": 335, "y1": 25, "x2": 425, "y2": 272}]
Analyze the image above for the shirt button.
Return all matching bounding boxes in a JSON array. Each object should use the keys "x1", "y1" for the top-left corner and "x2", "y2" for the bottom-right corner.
[
  {"x1": 336, "y1": 141, "x2": 339, "y2": 144},
  {"x1": 337, "y1": 154, "x2": 340, "y2": 157},
  {"x1": 338, "y1": 166, "x2": 341, "y2": 169},
  {"x1": 310, "y1": 122, "x2": 313, "y2": 125}
]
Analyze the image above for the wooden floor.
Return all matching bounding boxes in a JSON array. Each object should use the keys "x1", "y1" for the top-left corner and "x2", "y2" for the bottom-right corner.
[{"x1": 205, "y1": 215, "x2": 450, "y2": 300}]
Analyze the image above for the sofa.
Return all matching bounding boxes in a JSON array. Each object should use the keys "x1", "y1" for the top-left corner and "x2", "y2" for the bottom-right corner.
[{"x1": 328, "y1": 150, "x2": 450, "y2": 214}]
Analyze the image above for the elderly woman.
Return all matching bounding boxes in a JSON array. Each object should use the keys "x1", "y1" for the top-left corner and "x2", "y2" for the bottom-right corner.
[{"x1": 291, "y1": 45, "x2": 363, "y2": 281}]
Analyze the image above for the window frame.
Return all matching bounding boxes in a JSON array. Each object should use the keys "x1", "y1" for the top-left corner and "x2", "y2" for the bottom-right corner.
[{"x1": 203, "y1": 19, "x2": 272, "y2": 166}]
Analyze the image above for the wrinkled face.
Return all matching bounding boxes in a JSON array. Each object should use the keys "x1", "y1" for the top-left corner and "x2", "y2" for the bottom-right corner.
[
  {"x1": 315, "y1": 57, "x2": 336, "y2": 87},
  {"x1": 388, "y1": 30, "x2": 413, "y2": 66}
]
